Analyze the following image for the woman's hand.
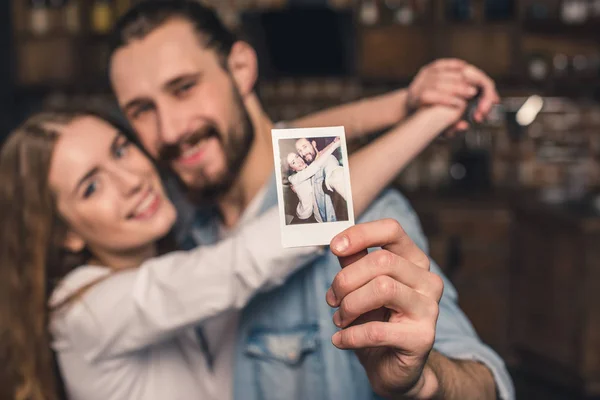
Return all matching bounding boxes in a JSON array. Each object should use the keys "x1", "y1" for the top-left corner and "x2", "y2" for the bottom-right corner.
[{"x1": 406, "y1": 59, "x2": 500, "y2": 132}]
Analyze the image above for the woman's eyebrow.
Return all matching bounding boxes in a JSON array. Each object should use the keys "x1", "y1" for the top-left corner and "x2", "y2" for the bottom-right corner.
[
  {"x1": 73, "y1": 166, "x2": 99, "y2": 195},
  {"x1": 73, "y1": 132, "x2": 120, "y2": 195}
]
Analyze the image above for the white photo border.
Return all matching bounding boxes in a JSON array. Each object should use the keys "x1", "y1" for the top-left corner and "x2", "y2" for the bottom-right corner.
[{"x1": 272, "y1": 126, "x2": 355, "y2": 248}]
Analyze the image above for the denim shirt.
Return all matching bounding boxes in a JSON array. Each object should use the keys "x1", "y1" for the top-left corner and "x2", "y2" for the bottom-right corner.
[
  {"x1": 181, "y1": 176, "x2": 515, "y2": 400},
  {"x1": 312, "y1": 163, "x2": 337, "y2": 222}
]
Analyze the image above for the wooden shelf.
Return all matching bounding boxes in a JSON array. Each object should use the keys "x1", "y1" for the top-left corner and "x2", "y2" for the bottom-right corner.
[
  {"x1": 15, "y1": 31, "x2": 110, "y2": 42},
  {"x1": 8, "y1": 2, "x2": 600, "y2": 101},
  {"x1": 511, "y1": 196, "x2": 600, "y2": 396},
  {"x1": 522, "y1": 20, "x2": 600, "y2": 41},
  {"x1": 14, "y1": 82, "x2": 111, "y2": 94}
]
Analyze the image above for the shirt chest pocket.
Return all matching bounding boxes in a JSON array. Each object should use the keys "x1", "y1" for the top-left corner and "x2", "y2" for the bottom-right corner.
[{"x1": 244, "y1": 324, "x2": 327, "y2": 400}]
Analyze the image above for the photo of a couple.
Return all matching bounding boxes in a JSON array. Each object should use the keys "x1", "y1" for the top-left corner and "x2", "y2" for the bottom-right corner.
[{"x1": 279, "y1": 135, "x2": 350, "y2": 225}]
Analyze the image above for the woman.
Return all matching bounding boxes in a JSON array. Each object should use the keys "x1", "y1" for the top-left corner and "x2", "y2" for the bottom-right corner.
[
  {"x1": 0, "y1": 103, "x2": 463, "y2": 400},
  {"x1": 0, "y1": 108, "x2": 323, "y2": 400},
  {"x1": 286, "y1": 136, "x2": 342, "y2": 220}
]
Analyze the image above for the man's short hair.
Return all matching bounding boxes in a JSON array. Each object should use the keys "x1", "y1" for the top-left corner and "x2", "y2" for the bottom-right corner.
[{"x1": 108, "y1": 0, "x2": 237, "y2": 68}]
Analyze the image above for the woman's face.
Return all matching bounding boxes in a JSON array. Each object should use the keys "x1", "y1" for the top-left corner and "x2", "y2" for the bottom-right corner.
[
  {"x1": 48, "y1": 116, "x2": 177, "y2": 266},
  {"x1": 287, "y1": 152, "x2": 307, "y2": 172}
]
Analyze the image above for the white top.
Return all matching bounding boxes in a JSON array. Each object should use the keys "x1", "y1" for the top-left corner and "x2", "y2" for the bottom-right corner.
[
  {"x1": 291, "y1": 179, "x2": 316, "y2": 220},
  {"x1": 199, "y1": 184, "x2": 269, "y2": 400},
  {"x1": 50, "y1": 198, "x2": 322, "y2": 400}
]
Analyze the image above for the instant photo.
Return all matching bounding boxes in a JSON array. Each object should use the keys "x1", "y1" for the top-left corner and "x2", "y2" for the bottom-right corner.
[{"x1": 272, "y1": 126, "x2": 355, "y2": 247}]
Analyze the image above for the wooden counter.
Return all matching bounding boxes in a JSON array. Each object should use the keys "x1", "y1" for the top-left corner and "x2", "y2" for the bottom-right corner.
[
  {"x1": 403, "y1": 188, "x2": 515, "y2": 363},
  {"x1": 397, "y1": 187, "x2": 600, "y2": 394},
  {"x1": 510, "y1": 198, "x2": 600, "y2": 396}
]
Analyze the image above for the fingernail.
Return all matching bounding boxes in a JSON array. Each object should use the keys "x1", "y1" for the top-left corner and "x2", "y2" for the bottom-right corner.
[
  {"x1": 332, "y1": 331, "x2": 342, "y2": 347},
  {"x1": 326, "y1": 287, "x2": 338, "y2": 307},
  {"x1": 332, "y1": 235, "x2": 349, "y2": 253},
  {"x1": 333, "y1": 311, "x2": 342, "y2": 327}
]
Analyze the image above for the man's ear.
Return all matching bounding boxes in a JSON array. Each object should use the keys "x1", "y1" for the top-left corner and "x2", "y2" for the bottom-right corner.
[
  {"x1": 227, "y1": 41, "x2": 258, "y2": 97},
  {"x1": 63, "y1": 230, "x2": 86, "y2": 253},
  {"x1": 311, "y1": 140, "x2": 318, "y2": 150}
]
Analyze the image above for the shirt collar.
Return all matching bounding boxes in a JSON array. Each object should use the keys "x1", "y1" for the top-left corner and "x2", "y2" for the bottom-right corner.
[{"x1": 190, "y1": 172, "x2": 278, "y2": 244}]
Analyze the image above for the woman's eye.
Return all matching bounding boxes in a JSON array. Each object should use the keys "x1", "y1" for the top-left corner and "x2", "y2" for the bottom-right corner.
[
  {"x1": 114, "y1": 140, "x2": 131, "y2": 158},
  {"x1": 83, "y1": 181, "x2": 97, "y2": 198}
]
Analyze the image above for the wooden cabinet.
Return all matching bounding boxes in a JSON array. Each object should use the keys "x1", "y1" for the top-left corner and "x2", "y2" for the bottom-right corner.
[
  {"x1": 0, "y1": 0, "x2": 12, "y2": 138},
  {"x1": 406, "y1": 190, "x2": 514, "y2": 362},
  {"x1": 358, "y1": 25, "x2": 433, "y2": 80},
  {"x1": 510, "y1": 200, "x2": 600, "y2": 396}
]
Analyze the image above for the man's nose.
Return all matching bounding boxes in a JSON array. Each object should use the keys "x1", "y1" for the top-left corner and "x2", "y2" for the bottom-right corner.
[{"x1": 157, "y1": 104, "x2": 188, "y2": 145}]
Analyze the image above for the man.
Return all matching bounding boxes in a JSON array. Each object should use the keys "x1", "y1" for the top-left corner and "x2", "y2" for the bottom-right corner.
[
  {"x1": 294, "y1": 137, "x2": 347, "y2": 222},
  {"x1": 107, "y1": 1, "x2": 514, "y2": 399}
]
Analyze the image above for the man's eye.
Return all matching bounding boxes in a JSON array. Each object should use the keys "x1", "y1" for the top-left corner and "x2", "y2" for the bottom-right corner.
[
  {"x1": 175, "y1": 82, "x2": 195, "y2": 96},
  {"x1": 131, "y1": 104, "x2": 152, "y2": 119}
]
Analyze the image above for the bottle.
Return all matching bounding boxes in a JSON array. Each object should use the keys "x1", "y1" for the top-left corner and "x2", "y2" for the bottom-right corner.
[
  {"x1": 390, "y1": 1, "x2": 415, "y2": 25},
  {"x1": 446, "y1": 0, "x2": 473, "y2": 22},
  {"x1": 572, "y1": 53, "x2": 594, "y2": 79},
  {"x1": 91, "y1": 0, "x2": 114, "y2": 34},
  {"x1": 427, "y1": 149, "x2": 450, "y2": 190},
  {"x1": 553, "y1": 53, "x2": 569, "y2": 78},
  {"x1": 526, "y1": 1, "x2": 550, "y2": 20},
  {"x1": 484, "y1": 0, "x2": 514, "y2": 21},
  {"x1": 590, "y1": 0, "x2": 600, "y2": 20},
  {"x1": 414, "y1": 0, "x2": 432, "y2": 23},
  {"x1": 328, "y1": 0, "x2": 353, "y2": 8},
  {"x1": 526, "y1": 53, "x2": 550, "y2": 82},
  {"x1": 589, "y1": 53, "x2": 600, "y2": 78},
  {"x1": 47, "y1": 0, "x2": 66, "y2": 33},
  {"x1": 560, "y1": 0, "x2": 588, "y2": 24},
  {"x1": 219, "y1": 0, "x2": 240, "y2": 30},
  {"x1": 29, "y1": 0, "x2": 50, "y2": 35},
  {"x1": 360, "y1": 0, "x2": 380, "y2": 26},
  {"x1": 115, "y1": 0, "x2": 131, "y2": 18},
  {"x1": 63, "y1": 0, "x2": 81, "y2": 33}
]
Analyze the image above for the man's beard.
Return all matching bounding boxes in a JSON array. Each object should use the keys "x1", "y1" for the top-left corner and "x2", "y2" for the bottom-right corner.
[
  {"x1": 158, "y1": 86, "x2": 255, "y2": 206},
  {"x1": 302, "y1": 148, "x2": 317, "y2": 165}
]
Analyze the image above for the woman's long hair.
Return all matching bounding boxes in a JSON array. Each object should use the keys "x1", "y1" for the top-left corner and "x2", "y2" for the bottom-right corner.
[{"x1": 0, "y1": 106, "x2": 149, "y2": 400}]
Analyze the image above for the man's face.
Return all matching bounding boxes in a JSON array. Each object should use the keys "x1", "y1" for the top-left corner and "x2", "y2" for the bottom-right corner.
[
  {"x1": 110, "y1": 18, "x2": 253, "y2": 202},
  {"x1": 295, "y1": 138, "x2": 317, "y2": 165}
]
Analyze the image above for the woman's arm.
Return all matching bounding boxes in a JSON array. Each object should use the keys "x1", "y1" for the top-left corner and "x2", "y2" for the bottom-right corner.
[
  {"x1": 289, "y1": 138, "x2": 341, "y2": 185},
  {"x1": 289, "y1": 60, "x2": 498, "y2": 139},
  {"x1": 52, "y1": 207, "x2": 323, "y2": 361},
  {"x1": 350, "y1": 105, "x2": 462, "y2": 216}
]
